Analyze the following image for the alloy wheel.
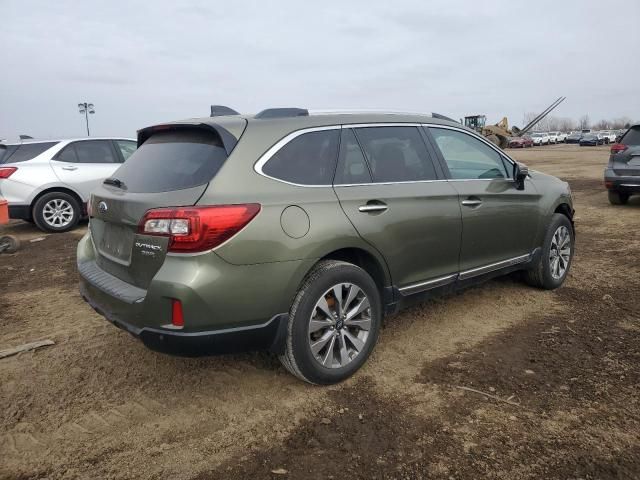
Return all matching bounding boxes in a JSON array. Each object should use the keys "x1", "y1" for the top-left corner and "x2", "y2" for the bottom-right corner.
[
  {"x1": 308, "y1": 283, "x2": 371, "y2": 369},
  {"x1": 42, "y1": 199, "x2": 74, "y2": 228},
  {"x1": 549, "y1": 225, "x2": 571, "y2": 280}
]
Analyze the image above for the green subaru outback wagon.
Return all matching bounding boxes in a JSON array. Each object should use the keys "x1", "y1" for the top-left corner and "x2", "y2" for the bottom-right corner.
[{"x1": 78, "y1": 108, "x2": 574, "y2": 384}]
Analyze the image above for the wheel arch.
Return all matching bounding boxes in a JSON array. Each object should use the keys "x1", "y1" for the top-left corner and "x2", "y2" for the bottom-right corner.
[
  {"x1": 318, "y1": 247, "x2": 391, "y2": 294},
  {"x1": 554, "y1": 202, "x2": 574, "y2": 221},
  {"x1": 31, "y1": 186, "x2": 85, "y2": 219}
]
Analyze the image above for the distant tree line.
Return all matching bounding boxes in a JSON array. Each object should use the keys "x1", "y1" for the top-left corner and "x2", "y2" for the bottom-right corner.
[{"x1": 521, "y1": 113, "x2": 634, "y2": 132}]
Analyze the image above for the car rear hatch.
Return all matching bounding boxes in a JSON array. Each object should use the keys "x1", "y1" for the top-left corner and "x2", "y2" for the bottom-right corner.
[
  {"x1": 611, "y1": 126, "x2": 640, "y2": 176},
  {"x1": 86, "y1": 120, "x2": 246, "y2": 289}
]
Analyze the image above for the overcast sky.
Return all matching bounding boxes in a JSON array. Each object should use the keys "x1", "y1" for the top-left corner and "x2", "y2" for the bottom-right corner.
[{"x1": 1, "y1": 0, "x2": 638, "y2": 140}]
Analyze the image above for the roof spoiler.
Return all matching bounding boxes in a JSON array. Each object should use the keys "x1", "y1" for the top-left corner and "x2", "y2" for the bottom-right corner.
[
  {"x1": 210, "y1": 105, "x2": 240, "y2": 117},
  {"x1": 255, "y1": 108, "x2": 308, "y2": 119},
  {"x1": 431, "y1": 113, "x2": 460, "y2": 123},
  {"x1": 137, "y1": 122, "x2": 241, "y2": 155}
]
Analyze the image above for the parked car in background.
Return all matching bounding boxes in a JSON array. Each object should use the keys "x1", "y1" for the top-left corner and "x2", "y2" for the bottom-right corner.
[
  {"x1": 579, "y1": 133, "x2": 601, "y2": 146},
  {"x1": 554, "y1": 132, "x2": 568, "y2": 143},
  {"x1": 530, "y1": 132, "x2": 550, "y2": 146},
  {"x1": 605, "y1": 124, "x2": 640, "y2": 205},
  {"x1": 0, "y1": 138, "x2": 136, "y2": 232},
  {"x1": 547, "y1": 132, "x2": 559, "y2": 144},
  {"x1": 77, "y1": 109, "x2": 575, "y2": 384},
  {"x1": 566, "y1": 132, "x2": 583, "y2": 144},
  {"x1": 615, "y1": 130, "x2": 626, "y2": 143},
  {"x1": 508, "y1": 135, "x2": 533, "y2": 148},
  {"x1": 600, "y1": 131, "x2": 617, "y2": 144}
]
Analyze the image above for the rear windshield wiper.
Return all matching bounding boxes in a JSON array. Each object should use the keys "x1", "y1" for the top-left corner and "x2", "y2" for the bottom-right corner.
[{"x1": 104, "y1": 177, "x2": 126, "y2": 189}]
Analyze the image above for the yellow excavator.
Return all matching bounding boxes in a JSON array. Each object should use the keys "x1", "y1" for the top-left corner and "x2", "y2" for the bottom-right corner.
[{"x1": 462, "y1": 97, "x2": 566, "y2": 149}]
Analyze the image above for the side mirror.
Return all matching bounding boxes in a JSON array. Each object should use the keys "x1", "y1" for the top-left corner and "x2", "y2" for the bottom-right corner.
[{"x1": 513, "y1": 162, "x2": 529, "y2": 190}]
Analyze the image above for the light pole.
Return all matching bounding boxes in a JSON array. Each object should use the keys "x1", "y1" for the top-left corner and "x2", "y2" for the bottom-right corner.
[{"x1": 78, "y1": 102, "x2": 95, "y2": 136}]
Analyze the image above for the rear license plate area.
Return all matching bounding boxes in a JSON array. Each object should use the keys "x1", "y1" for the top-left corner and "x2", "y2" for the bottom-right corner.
[{"x1": 98, "y1": 223, "x2": 133, "y2": 264}]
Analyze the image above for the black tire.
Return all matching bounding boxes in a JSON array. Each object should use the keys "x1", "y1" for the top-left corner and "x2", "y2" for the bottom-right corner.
[
  {"x1": 608, "y1": 191, "x2": 629, "y2": 205},
  {"x1": 0, "y1": 235, "x2": 20, "y2": 254},
  {"x1": 32, "y1": 192, "x2": 81, "y2": 233},
  {"x1": 279, "y1": 260, "x2": 382, "y2": 385},
  {"x1": 525, "y1": 213, "x2": 574, "y2": 290}
]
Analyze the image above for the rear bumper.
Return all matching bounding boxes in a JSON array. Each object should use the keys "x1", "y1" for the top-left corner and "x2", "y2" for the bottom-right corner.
[
  {"x1": 604, "y1": 169, "x2": 640, "y2": 194},
  {"x1": 8, "y1": 204, "x2": 30, "y2": 220},
  {"x1": 76, "y1": 230, "x2": 306, "y2": 356},
  {"x1": 79, "y1": 280, "x2": 288, "y2": 356}
]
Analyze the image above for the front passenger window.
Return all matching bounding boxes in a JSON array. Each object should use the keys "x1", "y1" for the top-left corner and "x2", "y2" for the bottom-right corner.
[{"x1": 429, "y1": 128, "x2": 509, "y2": 180}]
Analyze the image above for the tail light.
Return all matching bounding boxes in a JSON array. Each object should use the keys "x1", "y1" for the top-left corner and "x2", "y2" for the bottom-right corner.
[
  {"x1": 139, "y1": 204, "x2": 261, "y2": 253},
  {"x1": 610, "y1": 143, "x2": 628, "y2": 154},
  {"x1": 0, "y1": 167, "x2": 17, "y2": 179}
]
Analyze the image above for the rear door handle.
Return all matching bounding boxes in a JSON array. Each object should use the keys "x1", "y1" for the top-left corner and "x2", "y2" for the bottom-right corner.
[
  {"x1": 61, "y1": 165, "x2": 78, "y2": 171},
  {"x1": 461, "y1": 199, "x2": 482, "y2": 207},
  {"x1": 358, "y1": 203, "x2": 388, "y2": 213}
]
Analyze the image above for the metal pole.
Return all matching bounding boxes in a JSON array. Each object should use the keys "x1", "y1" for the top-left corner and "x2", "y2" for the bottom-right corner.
[{"x1": 84, "y1": 103, "x2": 90, "y2": 136}]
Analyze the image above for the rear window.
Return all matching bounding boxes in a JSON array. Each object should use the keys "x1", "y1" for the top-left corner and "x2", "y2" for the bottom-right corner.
[
  {"x1": 1, "y1": 142, "x2": 58, "y2": 164},
  {"x1": 621, "y1": 127, "x2": 640, "y2": 145},
  {"x1": 110, "y1": 130, "x2": 228, "y2": 193}
]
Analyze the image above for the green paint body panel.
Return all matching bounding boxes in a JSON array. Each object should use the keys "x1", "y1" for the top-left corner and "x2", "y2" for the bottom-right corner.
[{"x1": 77, "y1": 112, "x2": 574, "y2": 355}]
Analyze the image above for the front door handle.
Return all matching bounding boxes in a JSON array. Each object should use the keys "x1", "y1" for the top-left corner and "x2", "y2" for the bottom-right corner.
[
  {"x1": 461, "y1": 198, "x2": 482, "y2": 207},
  {"x1": 61, "y1": 165, "x2": 78, "y2": 171},
  {"x1": 358, "y1": 203, "x2": 388, "y2": 213}
]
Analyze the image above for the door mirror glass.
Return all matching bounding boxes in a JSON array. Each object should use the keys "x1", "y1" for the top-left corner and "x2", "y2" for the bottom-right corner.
[{"x1": 513, "y1": 162, "x2": 529, "y2": 190}]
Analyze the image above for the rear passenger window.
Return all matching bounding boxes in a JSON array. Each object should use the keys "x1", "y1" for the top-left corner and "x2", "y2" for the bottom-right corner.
[
  {"x1": 429, "y1": 128, "x2": 509, "y2": 180},
  {"x1": 354, "y1": 127, "x2": 437, "y2": 182},
  {"x1": 334, "y1": 129, "x2": 372, "y2": 185},
  {"x1": 56, "y1": 144, "x2": 79, "y2": 163},
  {"x1": 74, "y1": 140, "x2": 118, "y2": 163},
  {"x1": 262, "y1": 129, "x2": 340, "y2": 185}
]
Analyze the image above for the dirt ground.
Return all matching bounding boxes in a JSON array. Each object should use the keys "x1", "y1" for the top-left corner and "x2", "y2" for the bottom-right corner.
[{"x1": 1, "y1": 144, "x2": 639, "y2": 480}]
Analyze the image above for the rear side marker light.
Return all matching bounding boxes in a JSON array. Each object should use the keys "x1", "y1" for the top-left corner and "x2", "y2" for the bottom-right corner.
[
  {"x1": 171, "y1": 299, "x2": 184, "y2": 327},
  {"x1": 0, "y1": 167, "x2": 17, "y2": 179},
  {"x1": 139, "y1": 203, "x2": 261, "y2": 253},
  {"x1": 610, "y1": 143, "x2": 628, "y2": 154},
  {"x1": 604, "y1": 181, "x2": 614, "y2": 189}
]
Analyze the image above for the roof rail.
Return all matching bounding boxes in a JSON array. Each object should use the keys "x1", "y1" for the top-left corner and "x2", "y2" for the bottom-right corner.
[
  {"x1": 210, "y1": 105, "x2": 240, "y2": 117},
  {"x1": 431, "y1": 113, "x2": 460, "y2": 123},
  {"x1": 255, "y1": 108, "x2": 308, "y2": 119}
]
